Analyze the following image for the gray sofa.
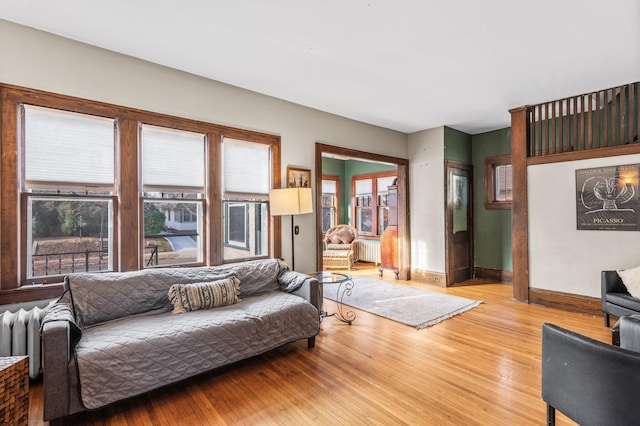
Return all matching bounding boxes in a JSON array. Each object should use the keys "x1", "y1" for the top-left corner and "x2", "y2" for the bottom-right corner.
[{"x1": 41, "y1": 259, "x2": 320, "y2": 424}]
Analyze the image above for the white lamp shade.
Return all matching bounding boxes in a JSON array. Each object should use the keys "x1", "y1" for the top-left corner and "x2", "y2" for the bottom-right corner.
[{"x1": 269, "y1": 188, "x2": 313, "y2": 216}]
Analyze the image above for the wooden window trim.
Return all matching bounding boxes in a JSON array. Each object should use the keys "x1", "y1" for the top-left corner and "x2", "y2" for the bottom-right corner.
[
  {"x1": 352, "y1": 170, "x2": 397, "y2": 238},
  {"x1": 485, "y1": 154, "x2": 512, "y2": 210},
  {"x1": 0, "y1": 83, "x2": 281, "y2": 297}
]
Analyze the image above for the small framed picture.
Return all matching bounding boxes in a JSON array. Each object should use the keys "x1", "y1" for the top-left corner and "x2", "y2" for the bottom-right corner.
[{"x1": 286, "y1": 166, "x2": 311, "y2": 188}]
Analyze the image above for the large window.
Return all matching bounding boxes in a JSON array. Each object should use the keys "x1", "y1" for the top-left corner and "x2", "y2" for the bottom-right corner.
[
  {"x1": 485, "y1": 155, "x2": 512, "y2": 209},
  {"x1": 22, "y1": 105, "x2": 116, "y2": 279},
  {"x1": 352, "y1": 171, "x2": 396, "y2": 237},
  {"x1": 0, "y1": 85, "x2": 279, "y2": 290},
  {"x1": 141, "y1": 125, "x2": 205, "y2": 267},
  {"x1": 222, "y1": 138, "x2": 270, "y2": 261}
]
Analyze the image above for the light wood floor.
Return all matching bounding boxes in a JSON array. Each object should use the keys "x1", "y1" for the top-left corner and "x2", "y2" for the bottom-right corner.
[{"x1": 28, "y1": 267, "x2": 609, "y2": 425}]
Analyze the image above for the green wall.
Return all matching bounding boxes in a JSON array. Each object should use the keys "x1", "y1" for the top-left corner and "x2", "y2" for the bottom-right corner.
[
  {"x1": 471, "y1": 127, "x2": 512, "y2": 271},
  {"x1": 445, "y1": 127, "x2": 472, "y2": 163},
  {"x1": 321, "y1": 157, "x2": 397, "y2": 224}
]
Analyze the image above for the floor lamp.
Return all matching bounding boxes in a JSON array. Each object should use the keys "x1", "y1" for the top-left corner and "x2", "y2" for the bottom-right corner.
[{"x1": 269, "y1": 187, "x2": 313, "y2": 271}]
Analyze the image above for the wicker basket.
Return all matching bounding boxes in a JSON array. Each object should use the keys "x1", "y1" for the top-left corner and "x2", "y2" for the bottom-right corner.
[{"x1": 0, "y1": 356, "x2": 29, "y2": 426}]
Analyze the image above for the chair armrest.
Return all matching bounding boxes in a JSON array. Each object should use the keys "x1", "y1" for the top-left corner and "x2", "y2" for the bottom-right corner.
[
  {"x1": 41, "y1": 320, "x2": 73, "y2": 421},
  {"x1": 619, "y1": 315, "x2": 640, "y2": 352},
  {"x1": 602, "y1": 270, "x2": 628, "y2": 298}
]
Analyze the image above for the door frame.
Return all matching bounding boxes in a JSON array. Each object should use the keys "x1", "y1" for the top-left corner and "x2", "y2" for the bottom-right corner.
[
  {"x1": 315, "y1": 143, "x2": 410, "y2": 279},
  {"x1": 445, "y1": 160, "x2": 474, "y2": 286}
]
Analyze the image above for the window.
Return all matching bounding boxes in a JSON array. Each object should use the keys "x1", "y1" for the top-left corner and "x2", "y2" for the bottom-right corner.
[
  {"x1": 1, "y1": 85, "x2": 280, "y2": 290},
  {"x1": 352, "y1": 171, "x2": 396, "y2": 237},
  {"x1": 22, "y1": 105, "x2": 116, "y2": 279},
  {"x1": 141, "y1": 124, "x2": 205, "y2": 267},
  {"x1": 222, "y1": 138, "x2": 270, "y2": 261},
  {"x1": 377, "y1": 176, "x2": 396, "y2": 234},
  {"x1": 225, "y1": 203, "x2": 249, "y2": 250},
  {"x1": 485, "y1": 155, "x2": 512, "y2": 209},
  {"x1": 321, "y1": 176, "x2": 340, "y2": 233}
]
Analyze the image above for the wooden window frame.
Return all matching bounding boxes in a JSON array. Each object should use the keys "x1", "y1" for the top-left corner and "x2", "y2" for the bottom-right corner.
[
  {"x1": 0, "y1": 84, "x2": 281, "y2": 302},
  {"x1": 485, "y1": 155, "x2": 512, "y2": 210},
  {"x1": 352, "y1": 171, "x2": 397, "y2": 238}
]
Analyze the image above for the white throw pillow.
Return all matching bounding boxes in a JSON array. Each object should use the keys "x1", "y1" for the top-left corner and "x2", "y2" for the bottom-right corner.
[{"x1": 617, "y1": 265, "x2": 640, "y2": 298}]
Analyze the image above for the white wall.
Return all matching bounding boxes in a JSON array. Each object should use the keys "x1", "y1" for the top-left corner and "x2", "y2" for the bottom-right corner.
[
  {"x1": 529, "y1": 153, "x2": 640, "y2": 297},
  {"x1": 0, "y1": 19, "x2": 408, "y2": 273},
  {"x1": 408, "y1": 127, "x2": 446, "y2": 273}
]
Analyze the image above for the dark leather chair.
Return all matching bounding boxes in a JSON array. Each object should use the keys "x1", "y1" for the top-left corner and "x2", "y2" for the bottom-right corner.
[
  {"x1": 601, "y1": 270, "x2": 640, "y2": 327},
  {"x1": 541, "y1": 323, "x2": 640, "y2": 426}
]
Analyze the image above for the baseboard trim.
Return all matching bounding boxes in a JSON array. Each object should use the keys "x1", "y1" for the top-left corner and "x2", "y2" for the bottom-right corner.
[
  {"x1": 474, "y1": 267, "x2": 513, "y2": 284},
  {"x1": 411, "y1": 268, "x2": 446, "y2": 287},
  {"x1": 529, "y1": 287, "x2": 602, "y2": 317}
]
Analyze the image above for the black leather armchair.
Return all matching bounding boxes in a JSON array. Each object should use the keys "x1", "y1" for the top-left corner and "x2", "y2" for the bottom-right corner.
[
  {"x1": 541, "y1": 323, "x2": 640, "y2": 426},
  {"x1": 601, "y1": 270, "x2": 640, "y2": 327}
]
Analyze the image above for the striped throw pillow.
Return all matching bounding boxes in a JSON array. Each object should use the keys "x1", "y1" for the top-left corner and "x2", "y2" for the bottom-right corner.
[{"x1": 168, "y1": 276, "x2": 241, "y2": 314}]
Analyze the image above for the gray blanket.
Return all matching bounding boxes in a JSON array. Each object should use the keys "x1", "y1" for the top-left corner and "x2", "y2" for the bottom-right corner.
[{"x1": 76, "y1": 291, "x2": 318, "y2": 409}]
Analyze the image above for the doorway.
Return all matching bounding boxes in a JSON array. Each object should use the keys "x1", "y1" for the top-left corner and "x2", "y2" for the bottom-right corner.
[
  {"x1": 446, "y1": 161, "x2": 473, "y2": 286},
  {"x1": 315, "y1": 143, "x2": 410, "y2": 279}
]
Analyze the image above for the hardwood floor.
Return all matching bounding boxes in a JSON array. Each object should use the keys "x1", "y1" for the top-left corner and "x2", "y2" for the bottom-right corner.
[{"x1": 28, "y1": 267, "x2": 609, "y2": 425}]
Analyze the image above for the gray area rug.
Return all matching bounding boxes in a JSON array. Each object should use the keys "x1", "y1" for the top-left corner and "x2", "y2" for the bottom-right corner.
[{"x1": 323, "y1": 276, "x2": 481, "y2": 329}]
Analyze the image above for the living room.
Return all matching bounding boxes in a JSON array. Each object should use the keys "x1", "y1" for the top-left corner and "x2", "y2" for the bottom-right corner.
[{"x1": 1, "y1": 2, "x2": 640, "y2": 424}]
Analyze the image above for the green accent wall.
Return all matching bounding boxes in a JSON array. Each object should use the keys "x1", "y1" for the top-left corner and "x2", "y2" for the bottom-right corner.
[
  {"x1": 472, "y1": 127, "x2": 512, "y2": 271},
  {"x1": 445, "y1": 127, "x2": 472, "y2": 163},
  {"x1": 321, "y1": 157, "x2": 397, "y2": 224}
]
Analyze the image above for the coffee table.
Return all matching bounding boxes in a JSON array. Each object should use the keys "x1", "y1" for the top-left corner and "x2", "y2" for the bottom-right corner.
[{"x1": 308, "y1": 271, "x2": 356, "y2": 324}]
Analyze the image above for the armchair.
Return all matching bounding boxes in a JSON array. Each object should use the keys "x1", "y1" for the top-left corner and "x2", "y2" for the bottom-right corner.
[
  {"x1": 601, "y1": 270, "x2": 640, "y2": 327},
  {"x1": 322, "y1": 224, "x2": 358, "y2": 271},
  {"x1": 541, "y1": 323, "x2": 640, "y2": 426}
]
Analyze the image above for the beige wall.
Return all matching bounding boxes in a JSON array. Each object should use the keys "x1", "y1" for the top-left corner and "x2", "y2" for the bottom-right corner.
[
  {"x1": 0, "y1": 19, "x2": 408, "y2": 273},
  {"x1": 528, "y1": 153, "x2": 640, "y2": 297},
  {"x1": 408, "y1": 127, "x2": 446, "y2": 274}
]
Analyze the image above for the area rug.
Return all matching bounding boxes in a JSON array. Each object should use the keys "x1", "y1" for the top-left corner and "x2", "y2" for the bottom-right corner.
[{"x1": 323, "y1": 276, "x2": 481, "y2": 329}]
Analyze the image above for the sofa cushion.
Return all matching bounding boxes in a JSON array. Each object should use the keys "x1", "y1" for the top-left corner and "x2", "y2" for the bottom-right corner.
[
  {"x1": 618, "y1": 266, "x2": 640, "y2": 298},
  {"x1": 326, "y1": 227, "x2": 356, "y2": 244},
  {"x1": 168, "y1": 277, "x2": 241, "y2": 314},
  {"x1": 66, "y1": 259, "x2": 285, "y2": 328}
]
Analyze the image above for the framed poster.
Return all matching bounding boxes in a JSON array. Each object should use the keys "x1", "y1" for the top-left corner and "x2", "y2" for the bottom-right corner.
[
  {"x1": 286, "y1": 166, "x2": 311, "y2": 188},
  {"x1": 576, "y1": 163, "x2": 640, "y2": 231}
]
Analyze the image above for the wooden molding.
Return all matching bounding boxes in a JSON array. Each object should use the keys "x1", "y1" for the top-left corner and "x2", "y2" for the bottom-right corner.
[
  {"x1": 474, "y1": 267, "x2": 513, "y2": 284},
  {"x1": 529, "y1": 287, "x2": 602, "y2": 317},
  {"x1": 411, "y1": 268, "x2": 446, "y2": 287},
  {"x1": 0, "y1": 284, "x2": 64, "y2": 305}
]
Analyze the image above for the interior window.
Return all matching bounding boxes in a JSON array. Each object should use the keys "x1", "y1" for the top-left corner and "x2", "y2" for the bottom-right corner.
[{"x1": 485, "y1": 155, "x2": 512, "y2": 209}]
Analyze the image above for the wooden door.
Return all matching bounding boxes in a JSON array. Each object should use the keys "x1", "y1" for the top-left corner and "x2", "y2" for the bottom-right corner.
[{"x1": 446, "y1": 161, "x2": 473, "y2": 286}]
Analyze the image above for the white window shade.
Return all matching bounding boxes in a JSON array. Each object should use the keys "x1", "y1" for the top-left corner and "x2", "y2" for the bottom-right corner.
[
  {"x1": 24, "y1": 105, "x2": 115, "y2": 188},
  {"x1": 322, "y1": 180, "x2": 337, "y2": 194},
  {"x1": 377, "y1": 176, "x2": 397, "y2": 192},
  {"x1": 142, "y1": 125, "x2": 205, "y2": 191},
  {"x1": 223, "y1": 138, "x2": 270, "y2": 198},
  {"x1": 355, "y1": 179, "x2": 372, "y2": 195}
]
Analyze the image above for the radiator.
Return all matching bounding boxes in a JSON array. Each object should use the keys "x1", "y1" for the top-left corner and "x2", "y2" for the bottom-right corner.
[
  {"x1": 355, "y1": 240, "x2": 381, "y2": 264},
  {"x1": 0, "y1": 306, "x2": 48, "y2": 379}
]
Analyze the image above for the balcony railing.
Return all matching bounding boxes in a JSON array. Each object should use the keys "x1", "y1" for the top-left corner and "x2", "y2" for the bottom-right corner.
[{"x1": 529, "y1": 81, "x2": 639, "y2": 158}]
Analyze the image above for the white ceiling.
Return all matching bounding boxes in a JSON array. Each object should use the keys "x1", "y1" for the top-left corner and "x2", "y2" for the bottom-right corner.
[{"x1": 1, "y1": 0, "x2": 639, "y2": 135}]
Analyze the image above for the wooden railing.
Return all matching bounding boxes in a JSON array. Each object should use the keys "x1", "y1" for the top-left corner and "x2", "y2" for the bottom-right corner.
[{"x1": 529, "y1": 81, "x2": 639, "y2": 158}]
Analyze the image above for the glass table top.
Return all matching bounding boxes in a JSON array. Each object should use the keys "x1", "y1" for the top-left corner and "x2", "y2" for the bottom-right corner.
[{"x1": 307, "y1": 271, "x2": 351, "y2": 284}]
